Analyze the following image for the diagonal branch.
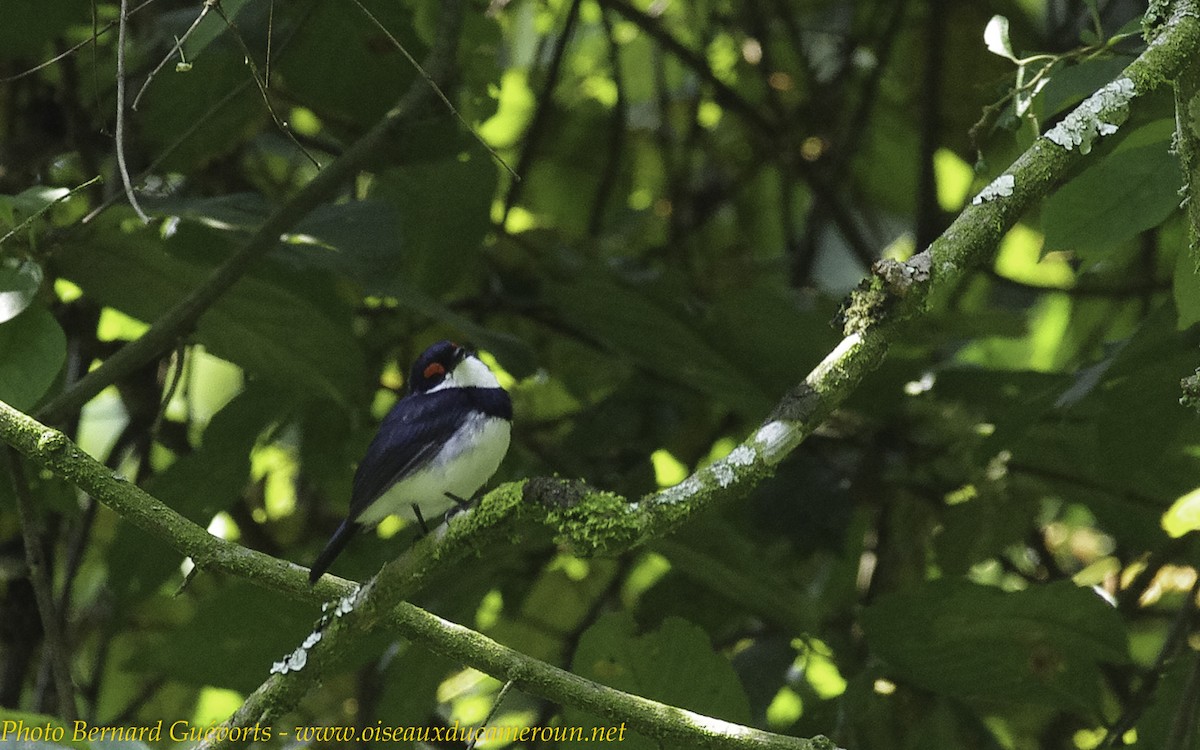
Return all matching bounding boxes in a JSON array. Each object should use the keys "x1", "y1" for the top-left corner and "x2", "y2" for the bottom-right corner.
[
  {"x1": 2, "y1": 2, "x2": 1199, "y2": 747},
  {"x1": 0, "y1": 401, "x2": 829, "y2": 750},
  {"x1": 526, "y1": 0, "x2": 1200, "y2": 557}
]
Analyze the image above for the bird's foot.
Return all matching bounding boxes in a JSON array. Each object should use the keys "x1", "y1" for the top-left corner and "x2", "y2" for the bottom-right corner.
[{"x1": 410, "y1": 503, "x2": 431, "y2": 536}]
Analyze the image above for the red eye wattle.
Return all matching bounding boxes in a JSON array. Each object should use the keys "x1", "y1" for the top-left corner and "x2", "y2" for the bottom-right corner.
[{"x1": 423, "y1": 362, "x2": 446, "y2": 379}]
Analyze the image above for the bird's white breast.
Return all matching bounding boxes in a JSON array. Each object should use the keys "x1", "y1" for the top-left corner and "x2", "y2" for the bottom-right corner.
[{"x1": 356, "y1": 413, "x2": 511, "y2": 525}]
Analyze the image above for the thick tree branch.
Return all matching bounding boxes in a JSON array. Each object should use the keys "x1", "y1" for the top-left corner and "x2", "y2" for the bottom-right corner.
[
  {"x1": 3, "y1": 2, "x2": 1200, "y2": 746},
  {"x1": 513, "y1": 0, "x2": 1200, "y2": 554},
  {"x1": 1175, "y1": 40, "x2": 1200, "y2": 262},
  {"x1": 0, "y1": 400, "x2": 830, "y2": 750}
]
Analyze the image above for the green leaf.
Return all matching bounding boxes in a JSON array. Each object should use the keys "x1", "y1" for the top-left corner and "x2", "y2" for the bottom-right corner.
[
  {"x1": 0, "y1": 305, "x2": 65, "y2": 411},
  {"x1": 56, "y1": 216, "x2": 366, "y2": 406},
  {"x1": 147, "y1": 382, "x2": 289, "y2": 521},
  {"x1": 1043, "y1": 119, "x2": 1182, "y2": 257},
  {"x1": 137, "y1": 44, "x2": 264, "y2": 171},
  {"x1": 0, "y1": 0, "x2": 90, "y2": 60},
  {"x1": 565, "y1": 612, "x2": 752, "y2": 747},
  {"x1": 863, "y1": 579, "x2": 1129, "y2": 717},
  {"x1": 0, "y1": 257, "x2": 43, "y2": 323},
  {"x1": 1033, "y1": 56, "x2": 1134, "y2": 123},
  {"x1": 1135, "y1": 653, "x2": 1200, "y2": 748},
  {"x1": 133, "y1": 583, "x2": 314, "y2": 693},
  {"x1": 544, "y1": 274, "x2": 767, "y2": 416},
  {"x1": 1012, "y1": 306, "x2": 1200, "y2": 545},
  {"x1": 1175, "y1": 244, "x2": 1200, "y2": 328},
  {"x1": 984, "y1": 16, "x2": 1017, "y2": 61},
  {"x1": 273, "y1": 0, "x2": 421, "y2": 128},
  {"x1": 371, "y1": 152, "x2": 498, "y2": 297}
]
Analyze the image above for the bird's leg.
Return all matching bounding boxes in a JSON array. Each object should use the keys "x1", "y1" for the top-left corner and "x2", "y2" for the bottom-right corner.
[
  {"x1": 411, "y1": 503, "x2": 431, "y2": 535},
  {"x1": 444, "y1": 491, "x2": 472, "y2": 509}
]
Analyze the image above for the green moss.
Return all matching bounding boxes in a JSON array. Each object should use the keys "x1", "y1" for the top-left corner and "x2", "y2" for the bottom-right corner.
[{"x1": 545, "y1": 490, "x2": 643, "y2": 554}]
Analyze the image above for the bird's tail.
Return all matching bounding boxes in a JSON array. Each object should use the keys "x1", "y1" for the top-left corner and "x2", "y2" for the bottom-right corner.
[{"x1": 309, "y1": 520, "x2": 360, "y2": 584}]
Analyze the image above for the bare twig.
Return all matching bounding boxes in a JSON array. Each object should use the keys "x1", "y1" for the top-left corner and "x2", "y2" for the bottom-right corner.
[
  {"x1": 0, "y1": 176, "x2": 102, "y2": 247},
  {"x1": 210, "y1": 1, "x2": 321, "y2": 168},
  {"x1": 0, "y1": 0, "x2": 161, "y2": 83},
  {"x1": 465, "y1": 680, "x2": 514, "y2": 750},
  {"x1": 265, "y1": 0, "x2": 274, "y2": 84},
  {"x1": 131, "y1": 0, "x2": 218, "y2": 111},
  {"x1": 1102, "y1": 575, "x2": 1200, "y2": 747},
  {"x1": 115, "y1": 0, "x2": 151, "y2": 223}
]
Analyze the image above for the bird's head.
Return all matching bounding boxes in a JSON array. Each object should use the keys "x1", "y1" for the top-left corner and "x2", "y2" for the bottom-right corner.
[{"x1": 408, "y1": 341, "x2": 501, "y2": 394}]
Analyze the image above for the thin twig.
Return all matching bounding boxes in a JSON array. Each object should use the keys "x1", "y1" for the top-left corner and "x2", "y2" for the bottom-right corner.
[
  {"x1": 0, "y1": 176, "x2": 102, "y2": 248},
  {"x1": 346, "y1": 0, "x2": 518, "y2": 181},
  {"x1": 265, "y1": 0, "x2": 274, "y2": 83},
  {"x1": 210, "y1": 1, "x2": 321, "y2": 168},
  {"x1": 465, "y1": 680, "x2": 514, "y2": 750},
  {"x1": 4, "y1": 449, "x2": 77, "y2": 722},
  {"x1": 84, "y1": 0, "x2": 317, "y2": 224},
  {"x1": 115, "y1": 0, "x2": 151, "y2": 223},
  {"x1": 131, "y1": 0, "x2": 218, "y2": 111},
  {"x1": 1102, "y1": 575, "x2": 1200, "y2": 747},
  {"x1": 82, "y1": 82, "x2": 248, "y2": 224},
  {"x1": 0, "y1": 0, "x2": 161, "y2": 83}
]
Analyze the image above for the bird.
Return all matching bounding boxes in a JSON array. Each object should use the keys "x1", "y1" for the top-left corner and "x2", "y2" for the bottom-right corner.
[{"x1": 308, "y1": 340, "x2": 512, "y2": 583}]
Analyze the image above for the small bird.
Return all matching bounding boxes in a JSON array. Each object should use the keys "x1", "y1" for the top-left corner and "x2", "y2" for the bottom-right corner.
[{"x1": 309, "y1": 341, "x2": 512, "y2": 583}]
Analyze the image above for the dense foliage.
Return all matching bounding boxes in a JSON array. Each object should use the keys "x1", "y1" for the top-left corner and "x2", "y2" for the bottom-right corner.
[{"x1": 1, "y1": 0, "x2": 1199, "y2": 748}]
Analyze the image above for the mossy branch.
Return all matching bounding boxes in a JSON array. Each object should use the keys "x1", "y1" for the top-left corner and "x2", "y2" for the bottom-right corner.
[
  {"x1": 0, "y1": 398, "x2": 831, "y2": 750},
  {"x1": 519, "y1": 0, "x2": 1200, "y2": 557},
  {"x1": 4, "y1": 1, "x2": 1200, "y2": 748},
  {"x1": 1174, "y1": 32, "x2": 1200, "y2": 264}
]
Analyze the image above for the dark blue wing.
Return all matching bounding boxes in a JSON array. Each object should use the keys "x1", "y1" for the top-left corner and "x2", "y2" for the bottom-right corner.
[
  {"x1": 348, "y1": 391, "x2": 463, "y2": 519},
  {"x1": 347, "y1": 386, "x2": 511, "y2": 520}
]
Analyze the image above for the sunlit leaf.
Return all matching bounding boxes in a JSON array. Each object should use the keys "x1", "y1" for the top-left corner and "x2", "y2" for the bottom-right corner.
[
  {"x1": 0, "y1": 305, "x2": 65, "y2": 411},
  {"x1": 0, "y1": 257, "x2": 43, "y2": 324}
]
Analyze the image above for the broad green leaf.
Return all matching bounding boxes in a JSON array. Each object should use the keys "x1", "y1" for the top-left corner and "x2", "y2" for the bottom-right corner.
[
  {"x1": 133, "y1": 583, "x2": 314, "y2": 692},
  {"x1": 147, "y1": 382, "x2": 289, "y2": 521},
  {"x1": 1013, "y1": 305, "x2": 1200, "y2": 545},
  {"x1": 1135, "y1": 653, "x2": 1200, "y2": 748},
  {"x1": 1043, "y1": 119, "x2": 1182, "y2": 256},
  {"x1": 137, "y1": 44, "x2": 264, "y2": 171},
  {"x1": 1175, "y1": 245, "x2": 1200, "y2": 328},
  {"x1": 274, "y1": 0, "x2": 421, "y2": 128},
  {"x1": 0, "y1": 0, "x2": 89, "y2": 60},
  {"x1": 565, "y1": 612, "x2": 751, "y2": 748},
  {"x1": 703, "y1": 284, "x2": 841, "y2": 398},
  {"x1": 56, "y1": 216, "x2": 366, "y2": 406},
  {"x1": 0, "y1": 305, "x2": 65, "y2": 411},
  {"x1": 371, "y1": 152, "x2": 498, "y2": 297},
  {"x1": 544, "y1": 274, "x2": 767, "y2": 415},
  {"x1": 0, "y1": 257, "x2": 43, "y2": 323},
  {"x1": 863, "y1": 579, "x2": 1128, "y2": 717},
  {"x1": 1034, "y1": 56, "x2": 1133, "y2": 121}
]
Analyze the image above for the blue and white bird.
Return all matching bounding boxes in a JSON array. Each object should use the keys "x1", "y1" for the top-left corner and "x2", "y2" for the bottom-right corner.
[{"x1": 309, "y1": 341, "x2": 512, "y2": 583}]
